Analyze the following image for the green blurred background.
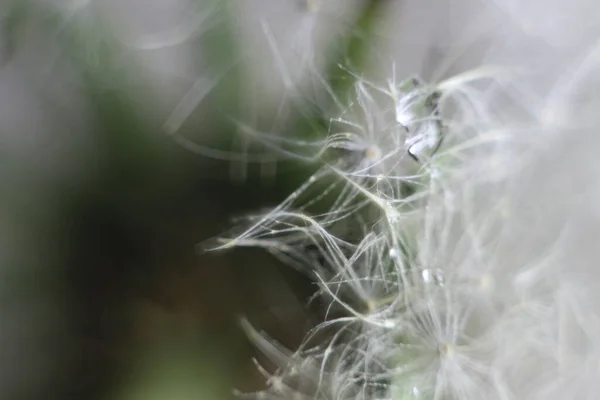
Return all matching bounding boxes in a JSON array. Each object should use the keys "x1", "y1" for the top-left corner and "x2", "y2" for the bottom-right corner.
[{"x1": 0, "y1": 0, "x2": 390, "y2": 398}]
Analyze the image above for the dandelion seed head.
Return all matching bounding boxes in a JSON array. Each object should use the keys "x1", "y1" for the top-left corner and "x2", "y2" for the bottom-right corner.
[{"x1": 224, "y1": 12, "x2": 600, "y2": 393}]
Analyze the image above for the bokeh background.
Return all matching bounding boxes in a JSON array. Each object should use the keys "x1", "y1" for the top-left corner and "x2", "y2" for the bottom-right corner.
[{"x1": 0, "y1": 1, "x2": 396, "y2": 398}]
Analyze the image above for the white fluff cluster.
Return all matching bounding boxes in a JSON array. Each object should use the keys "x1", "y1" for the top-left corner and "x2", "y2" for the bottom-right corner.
[{"x1": 219, "y1": 1, "x2": 600, "y2": 399}]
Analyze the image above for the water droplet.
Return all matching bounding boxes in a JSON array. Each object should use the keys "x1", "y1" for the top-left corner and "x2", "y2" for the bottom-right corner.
[
  {"x1": 422, "y1": 268, "x2": 444, "y2": 286},
  {"x1": 389, "y1": 248, "x2": 399, "y2": 259},
  {"x1": 385, "y1": 201, "x2": 400, "y2": 222}
]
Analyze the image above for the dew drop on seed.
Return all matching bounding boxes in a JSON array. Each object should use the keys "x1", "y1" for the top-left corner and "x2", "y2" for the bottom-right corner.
[
  {"x1": 386, "y1": 203, "x2": 400, "y2": 222},
  {"x1": 422, "y1": 268, "x2": 444, "y2": 286},
  {"x1": 389, "y1": 248, "x2": 399, "y2": 259},
  {"x1": 397, "y1": 107, "x2": 415, "y2": 126}
]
